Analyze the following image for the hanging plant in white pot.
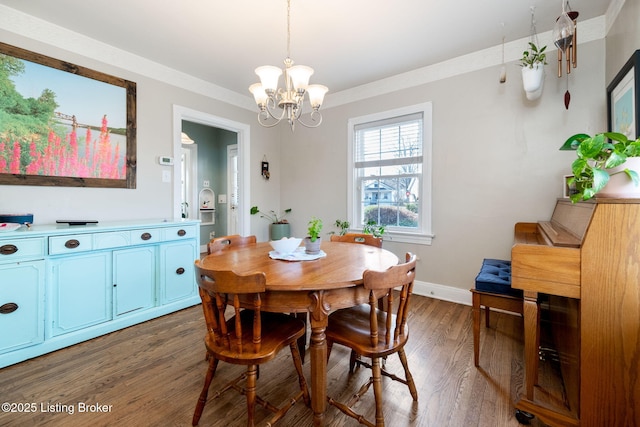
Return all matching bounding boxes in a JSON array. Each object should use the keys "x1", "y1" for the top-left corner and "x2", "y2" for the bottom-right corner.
[{"x1": 521, "y1": 42, "x2": 547, "y2": 100}]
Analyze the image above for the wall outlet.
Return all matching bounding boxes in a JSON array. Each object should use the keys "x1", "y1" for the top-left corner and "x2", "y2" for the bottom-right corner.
[
  {"x1": 209, "y1": 231, "x2": 215, "y2": 239},
  {"x1": 203, "y1": 180, "x2": 210, "y2": 187},
  {"x1": 218, "y1": 194, "x2": 227, "y2": 204}
]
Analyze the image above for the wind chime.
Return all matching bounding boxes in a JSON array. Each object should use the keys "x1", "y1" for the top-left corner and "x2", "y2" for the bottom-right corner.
[{"x1": 553, "y1": 1, "x2": 579, "y2": 109}]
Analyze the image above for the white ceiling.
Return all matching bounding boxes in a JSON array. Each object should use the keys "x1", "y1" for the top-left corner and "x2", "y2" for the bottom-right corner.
[{"x1": 0, "y1": 0, "x2": 611, "y2": 97}]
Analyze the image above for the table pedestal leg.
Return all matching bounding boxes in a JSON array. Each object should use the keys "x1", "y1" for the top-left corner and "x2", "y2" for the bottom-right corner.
[{"x1": 309, "y1": 291, "x2": 329, "y2": 427}]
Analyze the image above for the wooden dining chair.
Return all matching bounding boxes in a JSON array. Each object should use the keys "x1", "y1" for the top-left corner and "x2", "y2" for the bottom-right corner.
[
  {"x1": 326, "y1": 253, "x2": 418, "y2": 427},
  {"x1": 331, "y1": 232, "x2": 384, "y2": 369},
  {"x1": 330, "y1": 233, "x2": 383, "y2": 248},
  {"x1": 192, "y1": 261, "x2": 310, "y2": 427},
  {"x1": 207, "y1": 234, "x2": 256, "y2": 255}
]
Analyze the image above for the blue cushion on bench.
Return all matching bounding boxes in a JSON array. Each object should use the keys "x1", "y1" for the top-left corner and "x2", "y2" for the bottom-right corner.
[{"x1": 474, "y1": 258, "x2": 522, "y2": 298}]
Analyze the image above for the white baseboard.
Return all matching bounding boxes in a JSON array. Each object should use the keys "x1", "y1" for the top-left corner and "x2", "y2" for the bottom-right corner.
[{"x1": 413, "y1": 280, "x2": 472, "y2": 306}]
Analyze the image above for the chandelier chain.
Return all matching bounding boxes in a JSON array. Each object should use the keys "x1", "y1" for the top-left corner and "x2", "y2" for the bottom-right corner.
[{"x1": 286, "y1": 0, "x2": 291, "y2": 59}]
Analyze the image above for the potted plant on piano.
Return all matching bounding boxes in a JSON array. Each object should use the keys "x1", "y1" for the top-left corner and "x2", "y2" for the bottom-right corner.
[{"x1": 560, "y1": 132, "x2": 640, "y2": 202}]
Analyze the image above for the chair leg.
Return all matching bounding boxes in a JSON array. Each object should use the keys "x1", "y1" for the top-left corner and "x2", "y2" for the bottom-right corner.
[
  {"x1": 290, "y1": 342, "x2": 310, "y2": 406},
  {"x1": 371, "y1": 357, "x2": 385, "y2": 427},
  {"x1": 245, "y1": 365, "x2": 258, "y2": 427},
  {"x1": 349, "y1": 349, "x2": 361, "y2": 373},
  {"x1": 485, "y1": 305, "x2": 490, "y2": 327},
  {"x1": 397, "y1": 348, "x2": 418, "y2": 401},
  {"x1": 192, "y1": 356, "x2": 219, "y2": 426}
]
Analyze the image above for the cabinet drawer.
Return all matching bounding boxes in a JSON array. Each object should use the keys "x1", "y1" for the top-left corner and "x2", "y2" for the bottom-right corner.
[
  {"x1": 49, "y1": 234, "x2": 93, "y2": 255},
  {"x1": 162, "y1": 225, "x2": 197, "y2": 241},
  {"x1": 0, "y1": 237, "x2": 46, "y2": 263},
  {"x1": 130, "y1": 228, "x2": 161, "y2": 245},
  {"x1": 94, "y1": 231, "x2": 131, "y2": 249}
]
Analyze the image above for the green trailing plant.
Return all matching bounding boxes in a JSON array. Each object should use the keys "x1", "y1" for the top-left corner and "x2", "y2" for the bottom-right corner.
[
  {"x1": 307, "y1": 217, "x2": 323, "y2": 242},
  {"x1": 332, "y1": 219, "x2": 350, "y2": 236},
  {"x1": 250, "y1": 206, "x2": 291, "y2": 224},
  {"x1": 520, "y1": 42, "x2": 547, "y2": 68},
  {"x1": 560, "y1": 132, "x2": 640, "y2": 202},
  {"x1": 363, "y1": 220, "x2": 386, "y2": 237},
  {"x1": 332, "y1": 218, "x2": 385, "y2": 237}
]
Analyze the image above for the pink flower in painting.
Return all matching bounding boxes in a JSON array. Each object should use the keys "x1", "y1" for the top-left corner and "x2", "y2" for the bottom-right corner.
[{"x1": 9, "y1": 141, "x2": 21, "y2": 174}]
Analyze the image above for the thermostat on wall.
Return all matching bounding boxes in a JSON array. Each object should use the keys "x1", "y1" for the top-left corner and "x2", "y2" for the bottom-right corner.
[{"x1": 158, "y1": 156, "x2": 173, "y2": 165}]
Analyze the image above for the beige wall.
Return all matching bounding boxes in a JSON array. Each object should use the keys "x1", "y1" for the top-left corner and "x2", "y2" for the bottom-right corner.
[
  {"x1": 281, "y1": 41, "x2": 606, "y2": 291},
  {"x1": 0, "y1": 28, "x2": 280, "y2": 230},
  {"x1": 606, "y1": 0, "x2": 640, "y2": 83},
  {"x1": 1, "y1": 2, "x2": 636, "y2": 293}
]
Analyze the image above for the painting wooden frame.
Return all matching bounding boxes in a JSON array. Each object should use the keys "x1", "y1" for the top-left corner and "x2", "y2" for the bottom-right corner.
[
  {"x1": 607, "y1": 50, "x2": 640, "y2": 140},
  {"x1": 0, "y1": 42, "x2": 136, "y2": 188}
]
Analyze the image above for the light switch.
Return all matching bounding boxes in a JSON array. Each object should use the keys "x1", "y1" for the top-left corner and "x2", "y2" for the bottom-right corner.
[
  {"x1": 218, "y1": 194, "x2": 227, "y2": 204},
  {"x1": 162, "y1": 170, "x2": 171, "y2": 183}
]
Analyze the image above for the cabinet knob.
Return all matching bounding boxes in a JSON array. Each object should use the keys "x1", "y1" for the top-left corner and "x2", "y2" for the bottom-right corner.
[
  {"x1": 176, "y1": 267, "x2": 185, "y2": 275},
  {"x1": 177, "y1": 229, "x2": 186, "y2": 237},
  {"x1": 65, "y1": 239, "x2": 80, "y2": 249},
  {"x1": 0, "y1": 302, "x2": 18, "y2": 314},
  {"x1": 0, "y1": 244, "x2": 18, "y2": 255},
  {"x1": 140, "y1": 232, "x2": 152, "y2": 241}
]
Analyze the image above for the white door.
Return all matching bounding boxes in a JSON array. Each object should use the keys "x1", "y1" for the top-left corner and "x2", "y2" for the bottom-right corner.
[{"x1": 227, "y1": 145, "x2": 238, "y2": 235}]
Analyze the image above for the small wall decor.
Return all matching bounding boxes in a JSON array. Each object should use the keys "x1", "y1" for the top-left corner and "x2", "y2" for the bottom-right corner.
[
  {"x1": 607, "y1": 50, "x2": 640, "y2": 139},
  {"x1": 0, "y1": 42, "x2": 137, "y2": 188},
  {"x1": 261, "y1": 155, "x2": 270, "y2": 180}
]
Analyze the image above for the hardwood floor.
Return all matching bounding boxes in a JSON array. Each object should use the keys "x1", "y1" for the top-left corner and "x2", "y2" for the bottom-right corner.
[{"x1": 0, "y1": 296, "x2": 549, "y2": 426}]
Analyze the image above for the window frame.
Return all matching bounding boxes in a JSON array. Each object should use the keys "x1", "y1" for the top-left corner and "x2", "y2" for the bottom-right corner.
[{"x1": 347, "y1": 102, "x2": 433, "y2": 245}]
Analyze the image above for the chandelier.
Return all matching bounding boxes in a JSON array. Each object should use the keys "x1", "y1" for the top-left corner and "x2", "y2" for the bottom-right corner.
[{"x1": 249, "y1": 0, "x2": 328, "y2": 131}]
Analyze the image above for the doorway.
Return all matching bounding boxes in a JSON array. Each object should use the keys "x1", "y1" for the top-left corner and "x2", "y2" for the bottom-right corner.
[{"x1": 172, "y1": 106, "x2": 250, "y2": 248}]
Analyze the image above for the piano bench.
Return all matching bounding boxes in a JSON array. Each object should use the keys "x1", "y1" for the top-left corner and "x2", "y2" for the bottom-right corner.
[{"x1": 471, "y1": 259, "x2": 523, "y2": 368}]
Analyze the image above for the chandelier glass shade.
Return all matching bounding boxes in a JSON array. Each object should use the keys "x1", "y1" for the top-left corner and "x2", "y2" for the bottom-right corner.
[{"x1": 249, "y1": 0, "x2": 328, "y2": 131}]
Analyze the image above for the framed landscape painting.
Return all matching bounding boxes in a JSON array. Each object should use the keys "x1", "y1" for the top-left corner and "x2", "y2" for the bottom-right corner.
[
  {"x1": 0, "y1": 42, "x2": 136, "y2": 188},
  {"x1": 607, "y1": 50, "x2": 640, "y2": 140}
]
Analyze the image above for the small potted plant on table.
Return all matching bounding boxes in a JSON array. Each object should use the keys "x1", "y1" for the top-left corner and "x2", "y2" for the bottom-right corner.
[{"x1": 304, "y1": 217, "x2": 323, "y2": 254}]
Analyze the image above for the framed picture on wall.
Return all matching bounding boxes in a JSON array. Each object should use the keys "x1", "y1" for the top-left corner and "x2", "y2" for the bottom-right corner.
[
  {"x1": 0, "y1": 42, "x2": 137, "y2": 188},
  {"x1": 607, "y1": 50, "x2": 640, "y2": 140}
]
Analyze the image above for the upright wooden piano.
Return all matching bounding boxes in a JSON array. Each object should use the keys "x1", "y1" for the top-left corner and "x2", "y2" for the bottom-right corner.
[{"x1": 511, "y1": 198, "x2": 640, "y2": 427}]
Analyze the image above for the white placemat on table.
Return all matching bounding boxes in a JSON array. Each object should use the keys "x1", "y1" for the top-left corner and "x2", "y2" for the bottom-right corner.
[{"x1": 269, "y1": 247, "x2": 327, "y2": 261}]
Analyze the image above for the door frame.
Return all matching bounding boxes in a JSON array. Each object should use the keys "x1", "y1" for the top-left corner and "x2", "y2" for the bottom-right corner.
[{"x1": 172, "y1": 105, "x2": 250, "y2": 236}]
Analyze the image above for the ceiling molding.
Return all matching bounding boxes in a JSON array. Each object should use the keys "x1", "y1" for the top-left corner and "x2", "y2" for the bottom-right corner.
[
  {"x1": 0, "y1": 4, "x2": 254, "y2": 111},
  {"x1": 0, "y1": 5, "x2": 608, "y2": 113},
  {"x1": 326, "y1": 16, "x2": 606, "y2": 109}
]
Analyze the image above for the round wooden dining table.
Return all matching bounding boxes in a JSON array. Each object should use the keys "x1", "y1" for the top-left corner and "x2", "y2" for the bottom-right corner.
[{"x1": 199, "y1": 240, "x2": 399, "y2": 427}]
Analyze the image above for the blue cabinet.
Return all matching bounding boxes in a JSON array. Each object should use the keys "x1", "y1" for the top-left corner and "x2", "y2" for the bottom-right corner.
[
  {"x1": 160, "y1": 240, "x2": 197, "y2": 304},
  {"x1": 0, "y1": 220, "x2": 199, "y2": 368},
  {"x1": 0, "y1": 261, "x2": 45, "y2": 354},
  {"x1": 114, "y1": 246, "x2": 156, "y2": 316},
  {"x1": 49, "y1": 251, "x2": 112, "y2": 336}
]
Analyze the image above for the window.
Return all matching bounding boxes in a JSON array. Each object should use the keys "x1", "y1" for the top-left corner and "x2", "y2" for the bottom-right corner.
[{"x1": 348, "y1": 103, "x2": 433, "y2": 245}]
